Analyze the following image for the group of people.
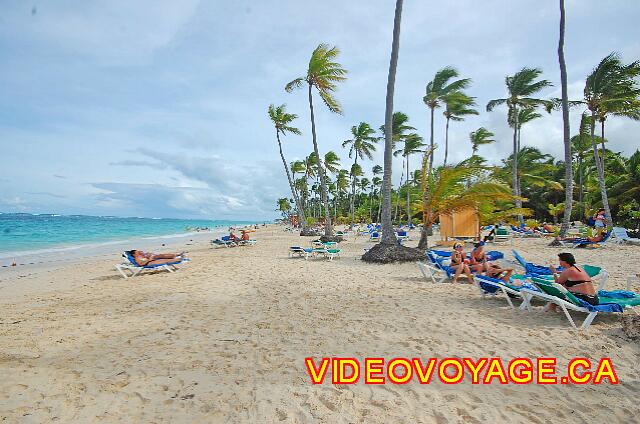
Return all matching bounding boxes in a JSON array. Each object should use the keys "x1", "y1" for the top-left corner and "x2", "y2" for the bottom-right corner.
[
  {"x1": 449, "y1": 242, "x2": 513, "y2": 284},
  {"x1": 448, "y1": 242, "x2": 599, "y2": 306}
]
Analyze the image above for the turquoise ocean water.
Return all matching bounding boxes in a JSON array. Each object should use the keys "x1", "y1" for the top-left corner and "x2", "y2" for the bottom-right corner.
[{"x1": 0, "y1": 213, "x2": 262, "y2": 256}]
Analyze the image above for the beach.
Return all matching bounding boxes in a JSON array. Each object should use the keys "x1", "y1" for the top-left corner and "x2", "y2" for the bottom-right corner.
[{"x1": 1, "y1": 225, "x2": 639, "y2": 423}]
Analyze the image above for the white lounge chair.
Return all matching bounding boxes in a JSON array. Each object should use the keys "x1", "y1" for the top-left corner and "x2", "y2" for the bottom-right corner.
[{"x1": 611, "y1": 227, "x2": 640, "y2": 245}]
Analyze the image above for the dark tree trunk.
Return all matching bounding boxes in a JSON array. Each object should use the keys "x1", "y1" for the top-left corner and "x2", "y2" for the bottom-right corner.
[
  {"x1": 378, "y1": 0, "x2": 402, "y2": 246},
  {"x1": 276, "y1": 130, "x2": 306, "y2": 229},
  {"x1": 558, "y1": 0, "x2": 573, "y2": 238},
  {"x1": 349, "y1": 156, "x2": 358, "y2": 229},
  {"x1": 307, "y1": 84, "x2": 333, "y2": 236},
  {"x1": 512, "y1": 106, "x2": 523, "y2": 223},
  {"x1": 406, "y1": 155, "x2": 411, "y2": 225}
]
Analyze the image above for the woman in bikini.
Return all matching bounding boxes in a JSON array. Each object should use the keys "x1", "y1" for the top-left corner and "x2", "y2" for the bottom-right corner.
[
  {"x1": 130, "y1": 250, "x2": 186, "y2": 267},
  {"x1": 548, "y1": 252, "x2": 599, "y2": 310},
  {"x1": 470, "y1": 242, "x2": 489, "y2": 273},
  {"x1": 450, "y1": 242, "x2": 474, "y2": 284}
]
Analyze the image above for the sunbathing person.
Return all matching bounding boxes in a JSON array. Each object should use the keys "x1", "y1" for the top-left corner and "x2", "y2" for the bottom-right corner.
[
  {"x1": 547, "y1": 252, "x2": 599, "y2": 310},
  {"x1": 451, "y1": 242, "x2": 474, "y2": 284},
  {"x1": 130, "y1": 250, "x2": 185, "y2": 267},
  {"x1": 555, "y1": 229, "x2": 606, "y2": 244},
  {"x1": 486, "y1": 263, "x2": 514, "y2": 283}
]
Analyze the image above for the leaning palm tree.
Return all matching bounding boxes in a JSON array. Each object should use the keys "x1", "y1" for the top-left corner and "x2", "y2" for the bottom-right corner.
[
  {"x1": 487, "y1": 67, "x2": 552, "y2": 223},
  {"x1": 323, "y1": 151, "x2": 341, "y2": 176},
  {"x1": 571, "y1": 113, "x2": 600, "y2": 219},
  {"x1": 583, "y1": 52, "x2": 640, "y2": 226},
  {"x1": 342, "y1": 122, "x2": 378, "y2": 229},
  {"x1": 286, "y1": 43, "x2": 347, "y2": 237},
  {"x1": 394, "y1": 133, "x2": 424, "y2": 224},
  {"x1": 469, "y1": 127, "x2": 495, "y2": 156},
  {"x1": 268, "y1": 104, "x2": 306, "y2": 229},
  {"x1": 442, "y1": 91, "x2": 478, "y2": 166},
  {"x1": 424, "y1": 67, "x2": 472, "y2": 170}
]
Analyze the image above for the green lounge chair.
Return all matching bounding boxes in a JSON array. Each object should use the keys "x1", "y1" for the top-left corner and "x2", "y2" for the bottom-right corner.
[{"x1": 520, "y1": 277, "x2": 640, "y2": 329}]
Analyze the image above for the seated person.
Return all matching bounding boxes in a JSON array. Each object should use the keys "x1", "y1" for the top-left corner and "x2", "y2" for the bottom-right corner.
[
  {"x1": 228, "y1": 231, "x2": 240, "y2": 242},
  {"x1": 451, "y1": 243, "x2": 474, "y2": 284},
  {"x1": 469, "y1": 242, "x2": 489, "y2": 274},
  {"x1": 548, "y1": 252, "x2": 599, "y2": 309},
  {"x1": 240, "y1": 230, "x2": 251, "y2": 241},
  {"x1": 542, "y1": 223, "x2": 556, "y2": 233},
  {"x1": 130, "y1": 250, "x2": 185, "y2": 267}
]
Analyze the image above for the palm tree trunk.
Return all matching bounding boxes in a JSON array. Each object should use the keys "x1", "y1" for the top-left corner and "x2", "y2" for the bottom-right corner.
[
  {"x1": 380, "y1": 0, "x2": 403, "y2": 245},
  {"x1": 429, "y1": 107, "x2": 435, "y2": 172},
  {"x1": 578, "y1": 154, "x2": 584, "y2": 219},
  {"x1": 276, "y1": 130, "x2": 307, "y2": 229},
  {"x1": 600, "y1": 119, "x2": 606, "y2": 169},
  {"x1": 394, "y1": 162, "x2": 405, "y2": 223},
  {"x1": 558, "y1": 0, "x2": 573, "y2": 238},
  {"x1": 349, "y1": 156, "x2": 358, "y2": 230},
  {"x1": 590, "y1": 110, "x2": 613, "y2": 226},
  {"x1": 443, "y1": 116, "x2": 450, "y2": 167},
  {"x1": 512, "y1": 106, "x2": 523, "y2": 223},
  {"x1": 417, "y1": 149, "x2": 432, "y2": 250},
  {"x1": 406, "y1": 155, "x2": 411, "y2": 225},
  {"x1": 307, "y1": 84, "x2": 333, "y2": 236}
]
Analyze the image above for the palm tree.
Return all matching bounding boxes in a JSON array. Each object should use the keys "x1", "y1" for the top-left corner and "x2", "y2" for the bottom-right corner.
[
  {"x1": 336, "y1": 169, "x2": 349, "y2": 220},
  {"x1": 377, "y1": 0, "x2": 403, "y2": 249},
  {"x1": 342, "y1": 122, "x2": 378, "y2": 229},
  {"x1": 583, "y1": 53, "x2": 640, "y2": 226},
  {"x1": 286, "y1": 43, "x2": 348, "y2": 237},
  {"x1": 487, "y1": 67, "x2": 552, "y2": 223},
  {"x1": 469, "y1": 127, "x2": 495, "y2": 155},
  {"x1": 442, "y1": 91, "x2": 478, "y2": 166},
  {"x1": 324, "y1": 151, "x2": 341, "y2": 175},
  {"x1": 394, "y1": 133, "x2": 424, "y2": 224},
  {"x1": 571, "y1": 113, "x2": 600, "y2": 219},
  {"x1": 423, "y1": 67, "x2": 472, "y2": 171},
  {"x1": 372, "y1": 165, "x2": 383, "y2": 222},
  {"x1": 557, "y1": 0, "x2": 573, "y2": 237},
  {"x1": 268, "y1": 104, "x2": 306, "y2": 229}
]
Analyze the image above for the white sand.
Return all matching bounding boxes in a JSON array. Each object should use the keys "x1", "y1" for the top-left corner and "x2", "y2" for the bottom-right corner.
[{"x1": 1, "y1": 226, "x2": 639, "y2": 423}]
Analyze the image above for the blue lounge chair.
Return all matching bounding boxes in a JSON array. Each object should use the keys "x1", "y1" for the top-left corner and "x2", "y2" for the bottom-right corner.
[
  {"x1": 115, "y1": 251, "x2": 189, "y2": 279},
  {"x1": 211, "y1": 236, "x2": 238, "y2": 248},
  {"x1": 289, "y1": 246, "x2": 313, "y2": 259},
  {"x1": 559, "y1": 230, "x2": 612, "y2": 248}
]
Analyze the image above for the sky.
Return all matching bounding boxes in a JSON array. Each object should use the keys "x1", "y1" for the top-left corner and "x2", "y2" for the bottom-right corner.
[{"x1": 1, "y1": 0, "x2": 639, "y2": 220}]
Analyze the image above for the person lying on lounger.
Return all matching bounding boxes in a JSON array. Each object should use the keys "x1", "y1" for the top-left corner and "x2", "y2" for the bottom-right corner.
[
  {"x1": 130, "y1": 250, "x2": 186, "y2": 267},
  {"x1": 554, "y1": 229, "x2": 606, "y2": 244},
  {"x1": 547, "y1": 252, "x2": 599, "y2": 311},
  {"x1": 486, "y1": 263, "x2": 514, "y2": 283},
  {"x1": 451, "y1": 242, "x2": 474, "y2": 284}
]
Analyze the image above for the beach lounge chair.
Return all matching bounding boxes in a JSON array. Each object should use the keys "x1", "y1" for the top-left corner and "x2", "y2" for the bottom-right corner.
[
  {"x1": 289, "y1": 246, "x2": 313, "y2": 259},
  {"x1": 211, "y1": 236, "x2": 237, "y2": 248},
  {"x1": 396, "y1": 230, "x2": 409, "y2": 242},
  {"x1": 475, "y1": 275, "x2": 528, "y2": 309},
  {"x1": 519, "y1": 277, "x2": 640, "y2": 329},
  {"x1": 312, "y1": 246, "x2": 341, "y2": 261},
  {"x1": 417, "y1": 251, "x2": 472, "y2": 283},
  {"x1": 611, "y1": 227, "x2": 640, "y2": 245},
  {"x1": 511, "y1": 250, "x2": 608, "y2": 289},
  {"x1": 493, "y1": 227, "x2": 511, "y2": 245},
  {"x1": 115, "y1": 252, "x2": 188, "y2": 279},
  {"x1": 238, "y1": 239, "x2": 257, "y2": 246},
  {"x1": 558, "y1": 230, "x2": 612, "y2": 248},
  {"x1": 369, "y1": 232, "x2": 380, "y2": 242}
]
